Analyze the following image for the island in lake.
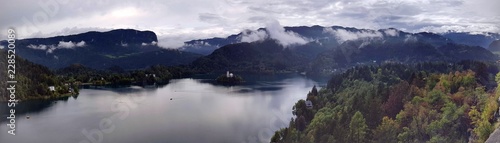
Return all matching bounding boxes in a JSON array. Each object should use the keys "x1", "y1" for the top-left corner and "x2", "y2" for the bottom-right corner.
[{"x1": 216, "y1": 71, "x2": 244, "y2": 84}]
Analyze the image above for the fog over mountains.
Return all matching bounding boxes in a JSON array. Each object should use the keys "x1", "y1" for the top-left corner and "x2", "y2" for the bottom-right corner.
[
  {"x1": 1, "y1": 25, "x2": 499, "y2": 74},
  {"x1": 0, "y1": 29, "x2": 202, "y2": 69},
  {"x1": 181, "y1": 23, "x2": 500, "y2": 55}
]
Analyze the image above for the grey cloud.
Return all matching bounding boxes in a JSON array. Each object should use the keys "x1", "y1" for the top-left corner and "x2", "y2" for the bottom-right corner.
[
  {"x1": 0, "y1": 0, "x2": 498, "y2": 44},
  {"x1": 47, "y1": 47, "x2": 57, "y2": 53},
  {"x1": 27, "y1": 44, "x2": 50, "y2": 50},
  {"x1": 383, "y1": 29, "x2": 399, "y2": 37},
  {"x1": 247, "y1": 6, "x2": 280, "y2": 14},
  {"x1": 404, "y1": 35, "x2": 418, "y2": 43},
  {"x1": 323, "y1": 27, "x2": 383, "y2": 43},
  {"x1": 158, "y1": 35, "x2": 195, "y2": 49},
  {"x1": 199, "y1": 13, "x2": 226, "y2": 24},
  {"x1": 247, "y1": 16, "x2": 272, "y2": 23},
  {"x1": 27, "y1": 44, "x2": 56, "y2": 53},
  {"x1": 265, "y1": 20, "x2": 309, "y2": 47},
  {"x1": 121, "y1": 42, "x2": 128, "y2": 47},
  {"x1": 27, "y1": 40, "x2": 86, "y2": 53},
  {"x1": 185, "y1": 41, "x2": 212, "y2": 46},
  {"x1": 58, "y1": 41, "x2": 86, "y2": 48},
  {"x1": 419, "y1": 25, "x2": 500, "y2": 34},
  {"x1": 239, "y1": 19, "x2": 309, "y2": 47},
  {"x1": 141, "y1": 41, "x2": 157, "y2": 46},
  {"x1": 239, "y1": 30, "x2": 268, "y2": 43}
]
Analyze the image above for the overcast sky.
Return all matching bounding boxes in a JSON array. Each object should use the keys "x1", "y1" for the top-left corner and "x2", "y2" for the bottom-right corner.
[{"x1": 1, "y1": 0, "x2": 499, "y2": 48}]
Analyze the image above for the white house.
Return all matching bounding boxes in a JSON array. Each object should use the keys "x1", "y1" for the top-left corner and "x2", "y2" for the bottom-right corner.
[
  {"x1": 226, "y1": 71, "x2": 234, "y2": 78},
  {"x1": 305, "y1": 100, "x2": 313, "y2": 109},
  {"x1": 48, "y1": 86, "x2": 55, "y2": 92}
]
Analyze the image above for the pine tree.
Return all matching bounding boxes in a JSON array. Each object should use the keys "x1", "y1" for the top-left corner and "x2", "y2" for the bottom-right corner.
[{"x1": 349, "y1": 111, "x2": 368, "y2": 143}]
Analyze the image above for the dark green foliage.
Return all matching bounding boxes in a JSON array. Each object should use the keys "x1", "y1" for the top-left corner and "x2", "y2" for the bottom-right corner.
[
  {"x1": 296, "y1": 116, "x2": 307, "y2": 132},
  {"x1": 311, "y1": 85, "x2": 318, "y2": 96},
  {"x1": 349, "y1": 111, "x2": 368, "y2": 143},
  {"x1": 0, "y1": 51, "x2": 78, "y2": 101},
  {"x1": 272, "y1": 61, "x2": 500, "y2": 143},
  {"x1": 270, "y1": 131, "x2": 282, "y2": 143},
  {"x1": 56, "y1": 64, "x2": 193, "y2": 87},
  {"x1": 310, "y1": 40, "x2": 498, "y2": 76},
  {"x1": 191, "y1": 38, "x2": 498, "y2": 76},
  {"x1": 191, "y1": 40, "x2": 313, "y2": 73},
  {"x1": 372, "y1": 116, "x2": 399, "y2": 143}
]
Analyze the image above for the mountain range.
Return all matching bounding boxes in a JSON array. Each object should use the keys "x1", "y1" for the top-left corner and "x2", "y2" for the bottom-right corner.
[
  {"x1": 189, "y1": 26, "x2": 499, "y2": 75},
  {"x1": 0, "y1": 29, "x2": 202, "y2": 69},
  {"x1": 181, "y1": 26, "x2": 500, "y2": 55},
  {"x1": 1, "y1": 26, "x2": 499, "y2": 74}
]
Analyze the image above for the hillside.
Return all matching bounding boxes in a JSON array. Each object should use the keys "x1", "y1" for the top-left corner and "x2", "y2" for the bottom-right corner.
[
  {"x1": 310, "y1": 40, "x2": 498, "y2": 75},
  {"x1": 0, "y1": 51, "x2": 77, "y2": 102},
  {"x1": 0, "y1": 29, "x2": 202, "y2": 69},
  {"x1": 489, "y1": 40, "x2": 500, "y2": 53},
  {"x1": 4, "y1": 27, "x2": 496, "y2": 73},
  {"x1": 190, "y1": 26, "x2": 499, "y2": 75},
  {"x1": 180, "y1": 26, "x2": 500, "y2": 55},
  {"x1": 272, "y1": 61, "x2": 500, "y2": 143},
  {"x1": 441, "y1": 32, "x2": 500, "y2": 49},
  {"x1": 191, "y1": 40, "x2": 320, "y2": 73}
]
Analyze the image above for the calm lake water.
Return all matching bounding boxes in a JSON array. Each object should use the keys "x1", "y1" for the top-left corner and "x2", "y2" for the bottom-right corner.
[{"x1": 0, "y1": 74, "x2": 323, "y2": 143}]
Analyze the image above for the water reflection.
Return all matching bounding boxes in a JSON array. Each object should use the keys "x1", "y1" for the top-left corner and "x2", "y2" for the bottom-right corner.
[
  {"x1": 0, "y1": 96, "x2": 76, "y2": 122},
  {"x1": 0, "y1": 74, "x2": 321, "y2": 143}
]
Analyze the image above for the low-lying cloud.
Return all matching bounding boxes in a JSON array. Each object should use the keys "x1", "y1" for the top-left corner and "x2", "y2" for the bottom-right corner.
[
  {"x1": 27, "y1": 44, "x2": 57, "y2": 53},
  {"x1": 240, "y1": 30, "x2": 268, "y2": 43},
  {"x1": 265, "y1": 20, "x2": 309, "y2": 47},
  {"x1": 185, "y1": 40, "x2": 214, "y2": 47},
  {"x1": 323, "y1": 28, "x2": 383, "y2": 43},
  {"x1": 158, "y1": 36, "x2": 188, "y2": 49},
  {"x1": 383, "y1": 29, "x2": 399, "y2": 37},
  {"x1": 141, "y1": 41, "x2": 158, "y2": 46},
  {"x1": 404, "y1": 35, "x2": 418, "y2": 43},
  {"x1": 27, "y1": 44, "x2": 50, "y2": 50},
  {"x1": 27, "y1": 40, "x2": 86, "y2": 53},
  {"x1": 239, "y1": 20, "x2": 309, "y2": 47},
  {"x1": 58, "y1": 41, "x2": 86, "y2": 48},
  {"x1": 121, "y1": 42, "x2": 128, "y2": 47},
  {"x1": 1, "y1": 0, "x2": 498, "y2": 44}
]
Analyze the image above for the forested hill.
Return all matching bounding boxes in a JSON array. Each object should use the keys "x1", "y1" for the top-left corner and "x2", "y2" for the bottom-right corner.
[
  {"x1": 0, "y1": 29, "x2": 202, "y2": 69},
  {"x1": 271, "y1": 61, "x2": 500, "y2": 143},
  {"x1": 190, "y1": 40, "x2": 316, "y2": 73},
  {"x1": 0, "y1": 51, "x2": 78, "y2": 102},
  {"x1": 181, "y1": 26, "x2": 500, "y2": 56},
  {"x1": 191, "y1": 38, "x2": 498, "y2": 75},
  {"x1": 2, "y1": 27, "x2": 498, "y2": 74},
  {"x1": 186, "y1": 26, "x2": 499, "y2": 75}
]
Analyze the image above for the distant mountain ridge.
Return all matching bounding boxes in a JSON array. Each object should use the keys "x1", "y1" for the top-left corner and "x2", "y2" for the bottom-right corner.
[
  {"x1": 180, "y1": 26, "x2": 500, "y2": 55},
  {"x1": 2, "y1": 27, "x2": 498, "y2": 74},
  {"x1": 0, "y1": 29, "x2": 202, "y2": 69},
  {"x1": 441, "y1": 32, "x2": 500, "y2": 49},
  {"x1": 189, "y1": 26, "x2": 499, "y2": 75},
  {"x1": 182, "y1": 34, "x2": 241, "y2": 55},
  {"x1": 488, "y1": 40, "x2": 500, "y2": 52}
]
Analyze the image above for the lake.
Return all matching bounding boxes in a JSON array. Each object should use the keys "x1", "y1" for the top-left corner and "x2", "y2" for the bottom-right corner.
[{"x1": 0, "y1": 74, "x2": 324, "y2": 143}]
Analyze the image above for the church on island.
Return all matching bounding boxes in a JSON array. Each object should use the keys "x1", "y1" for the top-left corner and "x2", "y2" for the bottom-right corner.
[{"x1": 216, "y1": 71, "x2": 243, "y2": 84}]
